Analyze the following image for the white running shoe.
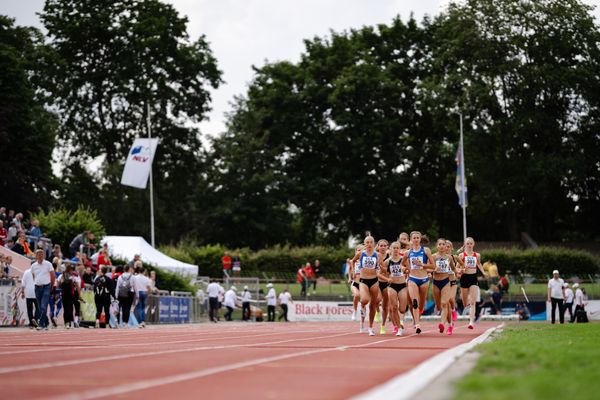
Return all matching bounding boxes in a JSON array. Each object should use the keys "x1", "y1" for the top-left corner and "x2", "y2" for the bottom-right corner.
[
  {"x1": 352, "y1": 310, "x2": 356, "y2": 321},
  {"x1": 368, "y1": 328, "x2": 375, "y2": 336},
  {"x1": 396, "y1": 328, "x2": 403, "y2": 337}
]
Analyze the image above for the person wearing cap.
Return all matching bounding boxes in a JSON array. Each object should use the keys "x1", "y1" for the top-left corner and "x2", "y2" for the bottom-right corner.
[
  {"x1": 241, "y1": 286, "x2": 252, "y2": 321},
  {"x1": 563, "y1": 283, "x2": 574, "y2": 323},
  {"x1": 266, "y1": 283, "x2": 277, "y2": 322},
  {"x1": 223, "y1": 286, "x2": 237, "y2": 321},
  {"x1": 547, "y1": 269, "x2": 565, "y2": 324}
]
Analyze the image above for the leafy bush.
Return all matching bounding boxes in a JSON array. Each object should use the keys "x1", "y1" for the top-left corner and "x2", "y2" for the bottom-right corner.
[
  {"x1": 110, "y1": 257, "x2": 194, "y2": 293},
  {"x1": 161, "y1": 243, "x2": 600, "y2": 280},
  {"x1": 482, "y1": 247, "x2": 600, "y2": 278},
  {"x1": 31, "y1": 207, "x2": 106, "y2": 249}
]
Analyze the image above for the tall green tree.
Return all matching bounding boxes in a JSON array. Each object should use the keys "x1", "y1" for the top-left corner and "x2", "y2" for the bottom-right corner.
[
  {"x1": 39, "y1": 0, "x2": 222, "y2": 242},
  {"x1": 0, "y1": 16, "x2": 56, "y2": 211}
]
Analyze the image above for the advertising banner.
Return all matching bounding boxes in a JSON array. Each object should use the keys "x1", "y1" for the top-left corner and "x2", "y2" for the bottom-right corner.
[{"x1": 288, "y1": 301, "x2": 354, "y2": 322}]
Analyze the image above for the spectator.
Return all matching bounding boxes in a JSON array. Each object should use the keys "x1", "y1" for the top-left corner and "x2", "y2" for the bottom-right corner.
[
  {"x1": 207, "y1": 279, "x2": 220, "y2": 322},
  {"x1": 547, "y1": 269, "x2": 565, "y2": 324},
  {"x1": 304, "y1": 262, "x2": 315, "y2": 295},
  {"x1": 116, "y1": 265, "x2": 136, "y2": 328},
  {"x1": 81, "y1": 253, "x2": 94, "y2": 272},
  {"x1": 5, "y1": 239, "x2": 14, "y2": 250},
  {"x1": 149, "y1": 270, "x2": 158, "y2": 293},
  {"x1": 57, "y1": 264, "x2": 76, "y2": 329},
  {"x1": 223, "y1": 286, "x2": 237, "y2": 321},
  {"x1": 13, "y1": 212, "x2": 24, "y2": 231},
  {"x1": 266, "y1": 283, "x2": 276, "y2": 322},
  {"x1": 31, "y1": 249, "x2": 55, "y2": 330},
  {"x1": 313, "y1": 259, "x2": 321, "y2": 292},
  {"x1": 97, "y1": 248, "x2": 112, "y2": 271},
  {"x1": 49, "y1": 258, "x2": 63, "y2": 327},
  {"x1": 241, "y1": 286, "x2": 251, "y2": 321},
  {"x1": 49, "y1": 244, "x2": 63, "y2": 262},
  {"x1": 128, "y1": 254, "x2": 141, "y2": 269},
  {"x1": 71, "y1": 264, "x2": 84, "y2": 327},
  {"x1": 278, "y1": 289, "x2": 293, "y2": 322},
  {"x1": 498, "y1": 274, "x2": 510, "y2": 294},
  {"x1": 217, "y1": 283, "x2": 225, "y2": 320},
  {"x1": 0, "y1": 254, "x2": 11, "y2": 276},
  {"x1": 0, "y1": 220, "x2": 7, "y2": 246},
  {"x1": 29, "y1": 219, "x2": 42, "y2": 240},
  {"x1": 69, "y1": 231, "x2": 96, "y2": 258},
  {"x1": 516, "y1": 302, "x2": 530, "y2": 321},
  {"x1": 18, "y1": 232, "x2": 35, "y2": 256},
  {"x1": 232, "y1": 252, "x2": 241, "y2": 276},
  {"x1": 297, "y1": 265, "x2": 307, "y2": 297},
  {"x1": 484, "y1": 261, "x2": 499, "y2": 284},
  {"x1": 21, "y1": 267, "x2": 38, "y2": 328},
  {"x1": 491, "y1": 285, "x2": 503, "y2": 314},
  {"x1": 134, "y1": 269, "x2": 152, "y2": 328},
  {"x1": 7, "y1": 222, "x2": 17, "y2": 242},
  {"x1": 0, "y1": 207, "x2": 6, "y2": 225},
  {"x1": 563, "y1": 283, "x2": 574, "y2": 323},
  {"x1": 221, "y1": 252, "x2": 232, "y2": 277},
  {"x1": 82, "y1": 266, "x2": 95, "y2": 285},
  {"x1": 573, "y1": 283, "x2": 585, "y2": 323},
  {"x1": 70, "y1": 251, "x2": 81, "y2": 264},
  {"x1": 94, "y1": 266, "x2": 113, "y2": 329}
]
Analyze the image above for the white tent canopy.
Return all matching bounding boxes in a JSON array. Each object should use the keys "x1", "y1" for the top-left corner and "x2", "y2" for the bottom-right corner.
[{"x1": 101, "y1": 236, "x2": 197, "y2": 277}]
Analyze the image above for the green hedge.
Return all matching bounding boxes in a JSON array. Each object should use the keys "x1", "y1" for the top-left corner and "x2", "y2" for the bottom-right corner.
[
  {"x1": 31, "y1": 207, "x2": 106, "y2": 250},
  {"x1": 110, "y1": 257, "x2": 195, "y2": 294},
  {"x1": 160, "y1": 243, "x2": 600, "y2": 280},
  {"x1": 481, "y1": 247, "x2": 600, "y2": 278}
]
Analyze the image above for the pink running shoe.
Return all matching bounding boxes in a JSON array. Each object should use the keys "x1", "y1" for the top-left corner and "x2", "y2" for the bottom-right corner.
[
  {"x1": 446, "y1": 326, "x2": 453, "y2": 335},
  {"x1": 468, "y1": 324, "x2": 474, "y2": 330},
  {"x1": 452, "y1": 310, "x2": 457, "y2": 322},
  {"x1": 393, "y1": 326, "x2": 399, "y2": 334},
  {"x1": 438, "y1": 323, "x2": 444, "y2": 333}
]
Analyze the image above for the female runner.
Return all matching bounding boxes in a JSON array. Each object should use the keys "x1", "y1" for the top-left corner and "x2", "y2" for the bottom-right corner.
[
  {"x1": 446, "y1": 240, "x2": 460, "y2": 329},
  {"x1": 349, "y1": 246, "x2": 366, "y2": 332},
  {"x1": 432, "y1": 239, "x2": 456, "y2": 334},
  {"x1": 402, "y1": 231, "x2": 435, "y2": 334},
  {"x1": 350, "y1": 234, "x2": 380, "y2": 336},
  {"x1": 376, "y1": 239, "x2": 390, "y2": 334},
  {"x1": 383, "y1": 241, "x2": 408, "y2": 336},
  {"x1": 459, "y1": 237, "x2": 488, "y2": 329}
]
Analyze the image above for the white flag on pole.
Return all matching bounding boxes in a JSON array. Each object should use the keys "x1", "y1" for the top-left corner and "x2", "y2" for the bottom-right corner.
[{"x1": 121, "y1": 138, "x2": 159, "y2": 189}]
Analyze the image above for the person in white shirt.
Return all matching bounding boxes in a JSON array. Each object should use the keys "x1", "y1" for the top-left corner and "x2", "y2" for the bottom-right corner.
[
  {"x1": 266, "y1": 283, "x2": 276, "y2": 322},
  {"x1": 573, "y1": 283, "x2": 586, "y2": 322},
  {"x1": 217, "y1": 284, "x2": 225, "y2": 321},
  {"x1": 241, "y1": 286, "x2": 252, "y2": 321},
  {"x1": 278, "y1": 289, "x2": 293, "y2": 322},
  {"x1": 563, "y1": 283, "x2": 574, "y2": 323},
  {"x1": 206, "y1": 280, "x2": 220, "y2": 322},
  {"x1": 31, "y1": 249, "x2": 55, "y2": 330},
  {"x1": 134, "y1": 269, "x2": 152, "y2": 327},
  {"x1": 21, "y1": 268, "x2": 38, "y2": 328},
  {"x1": 224, "y1": 286, "x2": 237, "y2": 321},
  {"x1": 547, "y1": 269, "x2": 565, "y2": 324}
]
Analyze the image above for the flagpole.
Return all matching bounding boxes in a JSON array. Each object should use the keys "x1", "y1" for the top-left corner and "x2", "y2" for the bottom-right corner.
[
  {"x1": 459, "y1": 112, "x2": 467, "y2": 241},
  {"x1": 147, "y1": 103, "x2": 156, "y2": 248}
]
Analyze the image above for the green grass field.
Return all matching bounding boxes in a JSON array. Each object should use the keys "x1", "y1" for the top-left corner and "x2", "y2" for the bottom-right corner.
[{"x1": 454, "y1": 323, "x2": 600, "y2": 400}]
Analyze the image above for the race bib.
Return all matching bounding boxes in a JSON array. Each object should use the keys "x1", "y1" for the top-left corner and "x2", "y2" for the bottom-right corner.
[
  {"x1": 465, "y1": 256, "x2": 477, "y2": 269},
  {"x1": 436, "y1": 258, "x2": 450, "y2": 273}
]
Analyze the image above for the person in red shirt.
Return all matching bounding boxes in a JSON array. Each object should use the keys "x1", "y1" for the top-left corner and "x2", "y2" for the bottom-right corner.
[
  {"x1": 221, "y1": 252, "x2": 232, "y2": 277},
  {"x1": 304, "y1": 262, "x2": 315, "y2": 295},
  {"x1": 0, "y1": 220, "x2": 7, "y2": 246},
  {"x1": 297, "y1": 265, "x2": 307, "y2": 297},
  {"x1": 97, "y1": 248, "x2": 112, "y2": 270}
]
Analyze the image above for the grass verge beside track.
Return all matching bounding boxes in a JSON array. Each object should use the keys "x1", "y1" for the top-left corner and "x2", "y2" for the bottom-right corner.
[{"x1": 454, "y1": 322, "x2": 600, "y2": 400}]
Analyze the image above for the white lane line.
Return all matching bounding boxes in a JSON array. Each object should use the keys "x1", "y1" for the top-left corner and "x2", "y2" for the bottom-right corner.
[
  {"x1": 351, "y1": 324, "x2": 503, "y2": 400},
  {"x1": 44, "y1": 329, "x2": 432, "y2": 400},
  {"x1": 0, "y1": 330, "x2": 360, "y2": 375}
]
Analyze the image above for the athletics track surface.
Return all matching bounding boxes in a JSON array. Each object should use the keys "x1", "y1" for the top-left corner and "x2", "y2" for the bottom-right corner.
[{"x1": 0, "y1": 321, "x2": 497, "y2": 399}]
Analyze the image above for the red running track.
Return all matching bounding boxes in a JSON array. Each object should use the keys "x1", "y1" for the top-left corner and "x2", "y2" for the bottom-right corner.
[{"x1": 0, "y1": 321, "x2": 497, "y2": 399}]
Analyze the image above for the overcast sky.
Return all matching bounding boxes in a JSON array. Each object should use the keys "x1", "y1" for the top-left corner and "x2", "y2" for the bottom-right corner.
[{"x1": 3, "y1": 0, "x2": 600, "y2": 139}]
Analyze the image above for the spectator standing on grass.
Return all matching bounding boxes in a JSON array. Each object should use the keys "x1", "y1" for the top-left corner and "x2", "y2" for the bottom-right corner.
[
  {"x1": 547, "y1": 269, "x2": 565, "y2": 324},
  {"x1": 94, "y1": 266, "x2": 113, "y2": 329},
  {"x1": 573, "y1": 283, "x2": 585, "y2": 323},
  {"x1": 278, "y1": 289, "x2": 293, "y2": 322},
  {"x1": 266, "y1": 283, "x2": 276, "y2": 322},
  {"x1": 563, "y1": 283, "x2": 574, "y2": 323},
  {"x1": 297, "y1": 265, "x2": 307, "y2": 297},
  {"x1": 242, "y1": 286, "x2": 251, "y2": 321},
  {"x1": 31, "y1": 249, "x2": 54, "y2": 330},
  {"x1": 207, "y1": 280, "x2": 220, "y2": 322},
  {"x1": 221, "y1": 252, "x2": 232, "y2": 277},
  {"x1": 313, "y1": 259, "x2": 321, "y2": 292},
  {"x1": 0, "y1": 220, "x2": 7, "y2": 246},
  {"x1": 116, "y1": 265, "x2": 136, "y2": 328},
  {"x1": 21, "y1": 267, "x2": 38, "y2": 328},
  {"x1": 134, "y1": 268, "x2": 151, "y2": 328},
  {"x1": 224, "y1": 286, "x2": 237, "y2": 321},
  {"x1": 304, "y1": 262, "x2": 315, "y2": 295}
]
